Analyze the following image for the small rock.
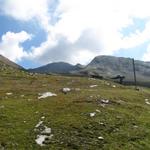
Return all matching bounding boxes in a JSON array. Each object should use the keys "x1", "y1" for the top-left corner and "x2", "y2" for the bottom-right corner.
[
  {"x1": 90, "y1": 112, "x2": 96, "y2": 117},
  {"x1": 62, "y1": 88, "x2": 71, "y2": 94},
  {"x1": 112, "y1": 85, "x2": 116, "y2": 88},
  {"x1": 90, "y1": 85, "x2": 98, "y2": 88},
  {"x1": 133, "y1": 125, "x2": 138, "y2": 128},
  {"x1": 99, "y1": 122, "x2": 105, "y2": 125},
  {"x1": 96, "y1": 109, "x2": 101, "y2": 113},
  {"x1": 41, "y1": 116, "x2": 45, "y2": 119},
  {"x1": 101, "y1": 99, "x2": 109, "y2": 104},
  {"x1": 98, "y1": 136, "x2": 104, "y2": 140},
  {"x1": 6, "y1": 93, "x2": 12, "y2": 95},
  {"x1": 145, "y1": 99, "x2": 150, "y2": 105}
]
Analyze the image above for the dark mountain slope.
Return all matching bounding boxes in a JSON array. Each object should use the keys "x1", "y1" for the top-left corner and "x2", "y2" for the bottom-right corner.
[
  {"x1": 0, "y1": 55, "x2": 23, "y2": 70},
  {"x1": 29, "y1": 62, "x2": 83, "y2": 74}
]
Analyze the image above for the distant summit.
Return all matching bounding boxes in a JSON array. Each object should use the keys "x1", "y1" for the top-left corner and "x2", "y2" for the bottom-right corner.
[
  {"x1": 86, "y1": 55, "x2": 150, "y2": 78},
  {"x1": 28, "y1": 62, "x2": 82, "y2": 74}
]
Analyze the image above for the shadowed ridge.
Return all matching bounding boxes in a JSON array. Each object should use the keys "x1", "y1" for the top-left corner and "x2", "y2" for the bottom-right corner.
[{"x1": 0, "y1": 54, "x2": 24, "y2": 70}]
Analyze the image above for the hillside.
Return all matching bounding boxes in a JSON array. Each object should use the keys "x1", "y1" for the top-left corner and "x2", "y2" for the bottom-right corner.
[
  {"x1": 0, "y1": 66, "x2": 150, "y2": 149},
  {"x1": 0, "y1": 55, "x2": 23, "y2": 70}
]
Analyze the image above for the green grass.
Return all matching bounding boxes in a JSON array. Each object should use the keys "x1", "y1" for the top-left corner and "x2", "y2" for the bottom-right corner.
[{"x1": 0, "y1": 69, "x2": 150, "y2": 149}]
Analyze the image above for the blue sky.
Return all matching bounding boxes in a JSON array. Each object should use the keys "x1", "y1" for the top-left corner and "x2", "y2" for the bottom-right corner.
[
  {"x1": 116, "y1": 18, "x2": 149, "y2": 60},
  {"x1": 0, "y1": 0, "x2": 150, "y2": 69}
]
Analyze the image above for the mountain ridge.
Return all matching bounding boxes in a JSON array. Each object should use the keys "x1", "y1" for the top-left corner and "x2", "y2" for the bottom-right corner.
[
  {"x1": 28, "y1": 62, "x2": 84, "y2": 74},
  {"x1": 29, "y1": 55, "x2": 150, "y2": 86},
  {"x1": 0, "y1": 55, "x2": 23, "y2": 70},
  {"x1": 0, "y1": 54, "x2": 150, "y2": 86},
  {"x1": 29, "y1": 55, "x2": 150, "y2": 76}
]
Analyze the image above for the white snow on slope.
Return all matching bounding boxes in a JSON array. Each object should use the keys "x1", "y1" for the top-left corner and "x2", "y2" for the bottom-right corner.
[{"x1": 38, "y1": 92, "x2": 57, "y2": 99}]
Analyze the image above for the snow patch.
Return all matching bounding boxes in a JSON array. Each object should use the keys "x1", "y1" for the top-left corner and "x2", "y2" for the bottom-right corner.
[{"x1": 38, "y1": 92, "x2": 57, "y2": 99}]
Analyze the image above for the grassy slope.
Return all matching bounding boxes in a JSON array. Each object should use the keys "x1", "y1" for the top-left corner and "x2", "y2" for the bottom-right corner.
[{"x1": 0, "y1": 69, "x2": 150, "y2": 150}]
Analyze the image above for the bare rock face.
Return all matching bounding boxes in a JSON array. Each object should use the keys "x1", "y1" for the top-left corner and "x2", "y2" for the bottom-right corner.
[{"x1": 86, "y1": 55, "x2": 150, "y2": 78}]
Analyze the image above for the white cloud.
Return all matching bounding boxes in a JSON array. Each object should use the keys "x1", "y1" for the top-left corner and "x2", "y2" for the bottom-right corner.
[
  {"x1": 52, "y1": 0, "x2": 150, "y2": 51},
  {"x1": 0, "y1": 31, "x2": 31, "y2": 62},
  {"x1": 31, "y1": 0, "x2": 150, "y2": 64},
  {"x1": 142, "y1": 45, "x2": 150, "y2": 62},
  {"x1": 0, "y1": 0, "x2": 51, "y2": 31},
  {"x1": 1, "y1": 0, "x2": 150, "y2": 64}
]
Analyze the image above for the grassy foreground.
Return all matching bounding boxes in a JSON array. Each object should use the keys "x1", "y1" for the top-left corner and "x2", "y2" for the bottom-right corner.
[{"x1": 0, "y1": 69, "x2": 150, "y2": 150}]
